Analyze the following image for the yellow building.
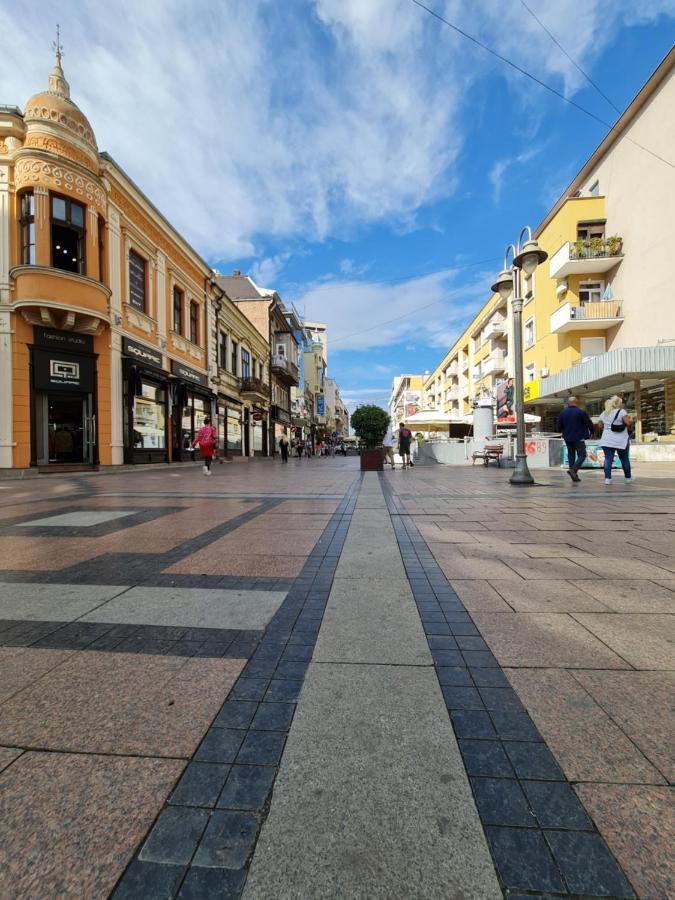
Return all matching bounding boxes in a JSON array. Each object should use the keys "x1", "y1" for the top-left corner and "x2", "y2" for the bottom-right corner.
[
  {"x1": 0, "y1": 50, "x2": 238, "y2": 470},
  {"x1": 389, "y1": 374, "x2": 425, "y2": 431}
]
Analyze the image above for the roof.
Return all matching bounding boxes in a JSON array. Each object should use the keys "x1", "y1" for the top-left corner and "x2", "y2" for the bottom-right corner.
[{"x1": 215, "y1": 274, "x2": 266, "y2": 300}]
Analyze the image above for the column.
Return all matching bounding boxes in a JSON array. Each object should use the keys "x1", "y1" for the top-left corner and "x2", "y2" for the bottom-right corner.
[
  {"x1": 0, "y1": 166, "x2": 13, "y2": 467},
  {"x1": 34, "y1": 185, "x2": 50, "y2": 267},
  {"x1": 155, "y1": 252, "x2": 166, "y2": 341},
  {"x1": 108, "y1": 209, "x2": 124, "y2": 465},
  {"x1": 634, "y1": 379, "x2": 642, "y2": 443}
]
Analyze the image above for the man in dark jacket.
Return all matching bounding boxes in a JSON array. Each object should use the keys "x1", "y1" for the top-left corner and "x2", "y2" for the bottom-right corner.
[{"x1": 557, "y1": 396, "x2": 594, "y2": 482}]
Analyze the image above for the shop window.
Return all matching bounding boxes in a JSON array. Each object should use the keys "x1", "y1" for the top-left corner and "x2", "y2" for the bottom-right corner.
[
  {"x1": 189, "y1": 300, "x2": 199, "y2": 344},
  {"x1": 51, "y1": 194, "x2": 85, "y2": 274},
  {"x1": 227, "y1": 407, "x2": 242, "y2": 453},
  {"x1": 173, "y1": 286, "x2": 184, "y2": 334},
  {"x1": 219, "y1": 331, "x2": 228, "y2": 369},
  {"x1": 524, "y1": 316, "x2": 535, "y2": 349},
  {"x1": 97, "y1": 216, "x2": 106, "y2": 283},
  {"x1": 579, "y1": 281, "x2": 604, "y2": 304},
  {"x1": 231, "y1": 340, "x2": 238, "y2": 376},
  {"x1": 20, "y1": 191, "x2": 35, "y2": 265},
  {"x1": 241, "y1": 349, "x2": 250, "y2": 379},
  {"x1": 128, "y1": 249, "x2": 146, "y2": 312},
  {"x1": 132, "y1": 381, "x2": 166, "y2": 449}
]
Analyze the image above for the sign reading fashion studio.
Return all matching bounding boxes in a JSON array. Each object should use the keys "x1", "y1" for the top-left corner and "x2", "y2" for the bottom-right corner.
[
  {"x1": 34, "y1": 327, "x2": 94, "y2": 354},
  {"x1": 123, "y1": 337, "x2": 163, "y2": 370},
  {"x1": 171, "y1": 359, "x2": 208, "y2": 387}
]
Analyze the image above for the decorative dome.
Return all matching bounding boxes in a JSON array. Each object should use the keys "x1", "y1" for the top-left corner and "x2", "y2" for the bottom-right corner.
[{"x1": 23, "y1": 48, "x2": 97, "y2": 151}]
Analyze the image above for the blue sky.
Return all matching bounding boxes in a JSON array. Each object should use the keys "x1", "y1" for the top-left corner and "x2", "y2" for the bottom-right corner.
[{"x1": 2, "y1": 0, "x2": 673, "y2": 411}]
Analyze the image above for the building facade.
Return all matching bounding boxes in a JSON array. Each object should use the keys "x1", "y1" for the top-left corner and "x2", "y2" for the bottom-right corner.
[
  {"x1": 389, "y1": 374, "x2": 425, "y2": 431},
  {"x1": 0, "y1": 52, "x2": 221, "y2": 470}
]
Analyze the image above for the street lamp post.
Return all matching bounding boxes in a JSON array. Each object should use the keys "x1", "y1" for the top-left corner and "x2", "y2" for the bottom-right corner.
[{"x1": 491, "y1": 226, "x2": 548, "y2": 486}]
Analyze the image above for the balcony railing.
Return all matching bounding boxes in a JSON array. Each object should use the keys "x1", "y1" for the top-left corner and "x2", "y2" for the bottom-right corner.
[
  {"x1": 271, "y1": 354, "x2": 299, "y2": 384},
  {"x1": 550, "y1": 300, "x2": 623, "y2": 334},
  {"x1": 484, "y1": 318, "x2": 506, "y2": 339},
  {"x1": 240, "y1": 376, "x2": 270, "y2": 399},
  {"x1": 482, "y1": 350, "x2": 507, "y2": 376},
  {"x1": 549, "y1": 238, "x2": 624, "y2": 279}
]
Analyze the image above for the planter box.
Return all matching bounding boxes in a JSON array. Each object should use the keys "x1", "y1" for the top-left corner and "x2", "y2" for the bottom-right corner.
[{"x1": 360, "y1": 448, "x2": 383, "y2": 471}]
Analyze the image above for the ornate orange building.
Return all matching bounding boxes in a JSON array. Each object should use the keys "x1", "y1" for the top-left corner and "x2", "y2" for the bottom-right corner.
[{"x1": 0, "y1": 50, "x2": 225, "y2": 470}]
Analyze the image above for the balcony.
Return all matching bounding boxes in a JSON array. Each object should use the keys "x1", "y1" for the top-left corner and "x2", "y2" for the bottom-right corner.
[
  {"x1": 549, "y1": 238, "x2": 624, "y2": 279},
  {"x1": 447, "y1": 386, "x2": 459, "y2": 400},
  {"x1": 484, "y1": 317, "x2": 506, "y2": 339},
  {"x1": 270, "y1": 354, "x2": 299, "y2": 386},
  {"x1": 445, "y1": 361, "x2": 458, "y2": 377},
  {"x1": 550, "y1": 300, "x2": 623, "y2": 334},
  {"x1": 240, "y1": 376, "x2": 270, "y2": 402},
  {"x1": 10, "y1": 265, "x2": 111, "y2": 334},
  {"x1": 482, "y1": 350, "x2": 507, "y2": 375},
  {"x1": 460, "y1": 357, "x2": 469, "y2": 372}
]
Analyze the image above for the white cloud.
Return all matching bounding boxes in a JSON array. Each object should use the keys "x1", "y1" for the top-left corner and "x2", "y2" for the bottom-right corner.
[
  {"x1": 489, "y1": 145, "x2": 545, "y2": 202},
  {"x1": 0, "y1": 0, "x2": 671, "y2": 264},
  {"x1": 250, "y1": 253, "x2": 292, "y2": 286}
]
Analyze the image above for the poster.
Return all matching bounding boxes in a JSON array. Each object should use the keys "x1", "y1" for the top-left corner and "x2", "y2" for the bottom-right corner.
[
  {"x1": 404, "y1": 390, "x2": 421, "y2": 418},
  {"x1": 561, "y1": 442, "x2": 622, "y2": 469},
  {"x1": 496, "y1": 378, "x2": 515, "y2": 422}
]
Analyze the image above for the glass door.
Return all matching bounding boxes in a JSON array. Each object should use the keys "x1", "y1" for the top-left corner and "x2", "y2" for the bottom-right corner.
[{"x1": 47, "y1": 394, "x2": 85, "y2": 463}]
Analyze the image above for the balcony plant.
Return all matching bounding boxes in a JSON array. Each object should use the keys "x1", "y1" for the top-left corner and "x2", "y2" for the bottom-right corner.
[
  {"x1": 589, "y1": 236, "x2": 604, "y2": 257},
  {"x1": 572, "y1": 240, "x2": 586, "y2": 259},
  {"x1": 350, "y1": 404, "x2": 390, "y2": 471},
  {"x1": 607, "y1": 235, "x2": 623, "y2": 256}
]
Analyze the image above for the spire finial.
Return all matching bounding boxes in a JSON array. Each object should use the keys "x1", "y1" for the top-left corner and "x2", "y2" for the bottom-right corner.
[{"x1": 48, "y1": 24, "x2": 70, "y2": 99}]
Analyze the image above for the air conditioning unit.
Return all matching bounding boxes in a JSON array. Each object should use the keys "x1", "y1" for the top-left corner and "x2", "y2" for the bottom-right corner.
[
  {"x1": 556, "y1": 281, "x2": 568, "y2": 297},
  {"x1": 540, "y1": 367, "x2": 549, "y2": 378}
]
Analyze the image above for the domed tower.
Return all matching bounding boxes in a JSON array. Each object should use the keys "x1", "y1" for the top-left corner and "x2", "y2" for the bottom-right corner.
[{"x1": 0, "y1": 42, "x2": 111, "y2": 470}]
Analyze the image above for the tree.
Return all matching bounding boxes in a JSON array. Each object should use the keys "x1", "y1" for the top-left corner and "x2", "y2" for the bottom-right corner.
[{"x1": 350, "y1": 405, "x2": 390, "y2": 449}]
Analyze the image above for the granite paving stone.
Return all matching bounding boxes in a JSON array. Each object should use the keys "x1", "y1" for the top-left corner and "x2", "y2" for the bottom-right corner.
[
  {"x1": 0, "y1": 646, "x2": 75, "y2": 703},
  {"x1": 0, "y1": 582, "x2": 129, "y2": 622},
  {"x1": 176, "y1": 866, "x2": 248, "y2": 900},
  {"x1": 503, "y1": 741, "x2": 565, "y2": 781},
  {"x1": 486, "y1": 826, "x2": 565, "y2": 894},
  {"x1": 471, "y1": 777, "x2": 536, "y2": 826},
  {"x1": 575, "y1": 783, "x2": 675, "y2": 900},
  {"x1": 140, "y1": 806, "x2": 210, "y2": 865},
  {"x1": 217, "y1": 764, "x2": 276, "y2": 811},
  {"x1": 545, "y1": 830, "x2": 635, "y2": 897},
  {"x1": 193, "y1": 810, "x2": 260, "y2": 868},
  {"x1": 572, "y1": 612, "x2": 675, "y2": 669},
  {"x1": 488, "y1": 579, "x2": 610, "y2": 613},
  {"x1": 169, "y1": 762, "x2": 231, "y2": 808},
  {"x1": 521, "y1": 780, "x2": 593, "y2": 830},
  {"x1": 111, "y1": 861, "x2": 186, "y2": 900},
  {"x1": 459, "y1": 740, "x2": 514, "y2": 777},
  {"x1": 0, "y1": 746, "x2": 22, "y2": 773},
  {"x1": 570, "y1": 579, "x2": 675, "y2": 613},
  {"x1": 0, "y1": 751, "x2": 184, "y2": 900}
]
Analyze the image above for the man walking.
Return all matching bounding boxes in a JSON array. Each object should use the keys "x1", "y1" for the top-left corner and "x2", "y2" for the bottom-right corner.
[
  {"x1": 398, "y1": 422, "x2": 413, "y2": 469},
  {"x1": 383, "y1": 424, "x2": 395, "y2": 469},
  {"x1": 557, "y1": 396, "x2": 594, "y2": 482},
  {"x1": 279, "y1": 432, "x2": 289, "y2": 464}
]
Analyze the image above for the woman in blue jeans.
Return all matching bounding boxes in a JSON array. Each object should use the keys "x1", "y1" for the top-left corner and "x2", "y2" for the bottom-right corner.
[{"x1": 597, "y1": 395, "x2": 633, "y2": 484}]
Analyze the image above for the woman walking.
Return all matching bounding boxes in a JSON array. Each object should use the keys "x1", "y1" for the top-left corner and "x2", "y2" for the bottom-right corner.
[
  {"x1": 192, "y1": 416, "x2": 216, "y2": 476},
  {"x1": 597, "y1": 395, "x2": 633, "y2": 484}
]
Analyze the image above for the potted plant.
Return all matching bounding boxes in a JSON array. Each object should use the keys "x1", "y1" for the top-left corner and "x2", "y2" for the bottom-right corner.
[
  {"x1": 350, "y1": 404, "x2": 390, "y2": 471},
  {"x1": 572, "y1": 240, "x2": 586, "y2": 259},
  {"x1": 607, "y1": 234, "x2": 623, "y2": 256},
  {"x1": 590, "y1": 236, "x2": 603, "y2": 257}
]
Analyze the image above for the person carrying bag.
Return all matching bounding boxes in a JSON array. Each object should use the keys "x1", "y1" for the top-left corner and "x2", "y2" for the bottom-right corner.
[
  {"x1": 192, "y1": 416, "x2": 217, "y2": 476},
  {"x1": 597, "y1": 396, "x2": 633, "y2": 485}
]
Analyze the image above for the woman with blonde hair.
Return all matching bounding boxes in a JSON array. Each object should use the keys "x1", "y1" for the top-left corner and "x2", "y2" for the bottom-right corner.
[{"x1": 597, "y1": 395, "x2": 633, "y2": 484}]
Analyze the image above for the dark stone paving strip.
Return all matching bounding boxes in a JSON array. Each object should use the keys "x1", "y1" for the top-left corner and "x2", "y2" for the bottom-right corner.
[
  {"x1": 0, "y1": 620, "x2": 263, "y2": 659},
  {"x1": 110, "y1": 479, "x2": 360, "y2": 900},
  {"x1": 0, "y1": 573, "x2": 295, "y2": 591},
  {"x1": 0, "y1": 505, "x2": 184, "y2": 537},
  {"x1": 379, "y1": 477, "x2": 636, "y2": 900}
]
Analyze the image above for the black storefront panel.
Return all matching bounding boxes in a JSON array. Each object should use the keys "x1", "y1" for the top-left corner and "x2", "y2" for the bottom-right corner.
[
  {"x1": 123, "y1": 337, "x2": 163, "y2": 370},
  {"x1": 33, "y1": 349, "x2": 95, "y2": 393}
]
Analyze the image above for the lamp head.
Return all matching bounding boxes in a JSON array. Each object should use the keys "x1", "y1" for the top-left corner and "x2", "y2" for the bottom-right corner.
[
  {"x1": 514, "y1": 238, "x2": 547, "y2": 275},
  {"x1": 491, "y1": 269, "x2": 513, "y2": 300}
]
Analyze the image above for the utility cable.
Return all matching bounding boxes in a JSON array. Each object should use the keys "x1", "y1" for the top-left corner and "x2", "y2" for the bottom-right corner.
[
  {"x1": 410, "y1": 0, "x2": 675, "y2": 170},
  {"x1": 518, "y1": 0, "x2": 622, "y2": 114}
]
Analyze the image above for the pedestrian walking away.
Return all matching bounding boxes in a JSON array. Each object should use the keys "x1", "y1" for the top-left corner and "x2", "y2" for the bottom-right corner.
[
  {"x1": 279, "y1": 433, "x2": 290, "y2": 464},
  {"x1": 597, "y1": 395, "x2": 633, "y2": 484},
  {"x1": 383, "y1": 424, "x2": 395, "y2": 469},
  {"x1": 398, "y1": 422, "x2": 413, "y2": 469},
  {"x1": 192, "y1": 416, "x2": 216, "y2": 475},
  {"x1": 557, "y1": 395, "x2": 594, "y2": 482}
]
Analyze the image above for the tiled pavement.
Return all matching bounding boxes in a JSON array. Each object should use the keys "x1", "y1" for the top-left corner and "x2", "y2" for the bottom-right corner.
[{"x1": 0, "y1": 459, "x2": 673, "y2": 898}]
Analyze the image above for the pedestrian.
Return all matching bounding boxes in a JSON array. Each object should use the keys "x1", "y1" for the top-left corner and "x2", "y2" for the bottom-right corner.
[
  {"x1": 295, "y1": 439, "x2": 303, "y2": 459},
  {"x1": 557, "y1": 395, "x2": 594, "y2": 482},
  {"x1": 398, "y1": 422, "x2": 413, "y2": 469},
  {"x1": 279, "y1": 432, "x2": 289, "y2": 464},
  {"x1": 192, "y1": 416, "x2": 216, "y2": 476},
  {"x1": 383, "y1": 424, "x2": 395, "y2": 469},
  {"x1": 597, "y1": 395, "x2": 633, "y2": 484}
]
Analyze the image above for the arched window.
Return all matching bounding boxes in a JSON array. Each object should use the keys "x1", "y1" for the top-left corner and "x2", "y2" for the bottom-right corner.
[
  {"x1": 51, "y1": 193, "x2": 85, "y2": 274},
  {"x1": 19, "y1": 191, "x2": 35, "y2": 265},
  {"x1": 189, "y1": 300, "x2": 199, "y2": 344}
]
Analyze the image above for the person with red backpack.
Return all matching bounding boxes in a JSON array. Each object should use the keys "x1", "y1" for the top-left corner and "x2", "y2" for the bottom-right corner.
[
  {"x1": 192, "y1": 416, "x2": 217, "y2": 476},
  {"x1": 398, "y1": 422, "x2": 414, "y2": 469}
]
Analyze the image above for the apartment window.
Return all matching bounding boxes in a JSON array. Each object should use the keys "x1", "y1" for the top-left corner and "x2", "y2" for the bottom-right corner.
[
  {"x1": 525, "y1": 363, "x2": 536, "y2": 382},
  {"x1": 231, "y1": 340, "x2": 238, "y2": 376},
  {"x1": 128, "y1": 249, "x2": 146, "y2": 312},
  {"x1": 97, "y1": 216, "x2": 106, "y2": 283},
  {"x1": 189, "y1": 300, "x2": 199, "y2": 344},
  {"x1": 51, "y1": 194, "x2": 85, "y2": 274},
  {"x1": 258, "y1": 361, "x2": 263, "y2": 380},
  {"x1": 241, "y1": 349, "x2": 250, "y2": 379},
  {"x1": 579, "y1": 281, "x2": 604, "y2": 304},
  {"x1": 275, "y1": 342, "x2": 286, "y2": 358},
  {"x1": 219, "y1": 331, "x2": 228, "y2": 369},
  {"x1": 173, "y1": 286, "x2": 184, "y2": 334},
  {"x1": 589, "y1": 180, "x2": 600, "y2": 196},
  {"x1": 577, "y1": 221, "x2": 605, "y2": 242},
  {"x1": 524, "y1": 316, "x2": 535, "y2": 349},
  {"x1": 20, "y1": 191, "x2": 35, "y2": 265},
  {"x1": 523, "y1": 272, "x2": 535, "y2": 303}
]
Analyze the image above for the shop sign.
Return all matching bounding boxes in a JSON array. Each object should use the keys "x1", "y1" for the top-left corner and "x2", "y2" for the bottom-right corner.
[
  {"x1": 523, "y1": 380, "x2": 540, "y2": 402},
  {"x1": 316, "y1": 393, "x2": 325, "y2": 417},
  {"x1": 34, "y1": 327, "x2": 93, "y2": 353},
  {"x1": 252, "y1": 410, "x2": 264, "y2": 421},
  {"x1": 33, "y1": 349, "x2": 95, "y2": 393},
  {"x1": 123, "y1": 337, "x2": 163, "y2": 369},
  {"x1": 171, "y1": 359, "x2": 208, "y2": 386}
]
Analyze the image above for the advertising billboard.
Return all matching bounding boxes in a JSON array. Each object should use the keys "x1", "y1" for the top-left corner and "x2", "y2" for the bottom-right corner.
[
  {"x1": 403, "y1": 390, "x2": 421, "y2": 418},
  {"x1": 496, "y1": 378, "x2": 515, "y2": 422}
]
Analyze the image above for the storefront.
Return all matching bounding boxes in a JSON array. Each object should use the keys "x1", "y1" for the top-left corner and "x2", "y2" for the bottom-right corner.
[
  {"x1": 30, "y1": 327, "x2": 98, "y2": 468},
  {"x1": 123, "y1": 338, "x2": 170, "y2": 464},
  {"x1": 216, "y1": 395, "x2": 244, "y2": 458},
  {"x1": 252, "y1": 408, "x2": 267, "y2": 455},
  {"x1": 171, "y1": 360, "x2": 214, "y2": 461}
]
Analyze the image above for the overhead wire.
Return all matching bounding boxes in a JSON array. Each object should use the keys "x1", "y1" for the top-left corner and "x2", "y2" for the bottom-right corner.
[
  {"x1": 518, "y1": 0, "x2": 622, "y2": 115},
  {"x1": 409, "y1": 0, "x2": 675, "y2": 170}
]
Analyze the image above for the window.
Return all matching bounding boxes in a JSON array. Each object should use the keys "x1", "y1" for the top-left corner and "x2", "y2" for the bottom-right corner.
[
  {"x1": 128, "y1": 249, "x2": 146, "y2": 312},
  {"x1": 97, "y1": 216, "x2": 106, "y2": 283},
  {"x1": 218, "y1": 331, "x2": 227, "y2": 370},
  {"x1": 51, "y1": 194, "x2": 85, "y2": 274},
  {"x1": 525, "y1": 363, "x2": 536, "y2": 382},
  {"x1": 577, "y1": 221, "x2": 605, "y2": 242},
  {"x1": 20, "y1": 191, "x2": 35, "y2": 265},
  {"x1": 258, "y1": 361, "x2": 263, "y2": 380},
  {"x1": 172, "y1": 287, "x2": 183, "y2": 334},
  {"x1": 241, "y1": 349, "x2": 250, "y2": 379},
  {"x1": 589, "y1": 180, "x2": 600, "y2": 196},
  {"x1": 189, "y1": 300, "x2": 199, "y2": 344},
  {"x1": 524, "y1": 316, "x2": 535, "y2": 349},
  {"x1": 275, "y1": 342, "x2": 286, "y2": 357},
  {"x1": 523, "y1": 272, "x2": 535, "y2": 303},
  {"x1": 579, "y1": 281, "x2": 604, "y2": 304},
  {"x1": 231, "y1": 340, "x2": 238, "y2": 376}
]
